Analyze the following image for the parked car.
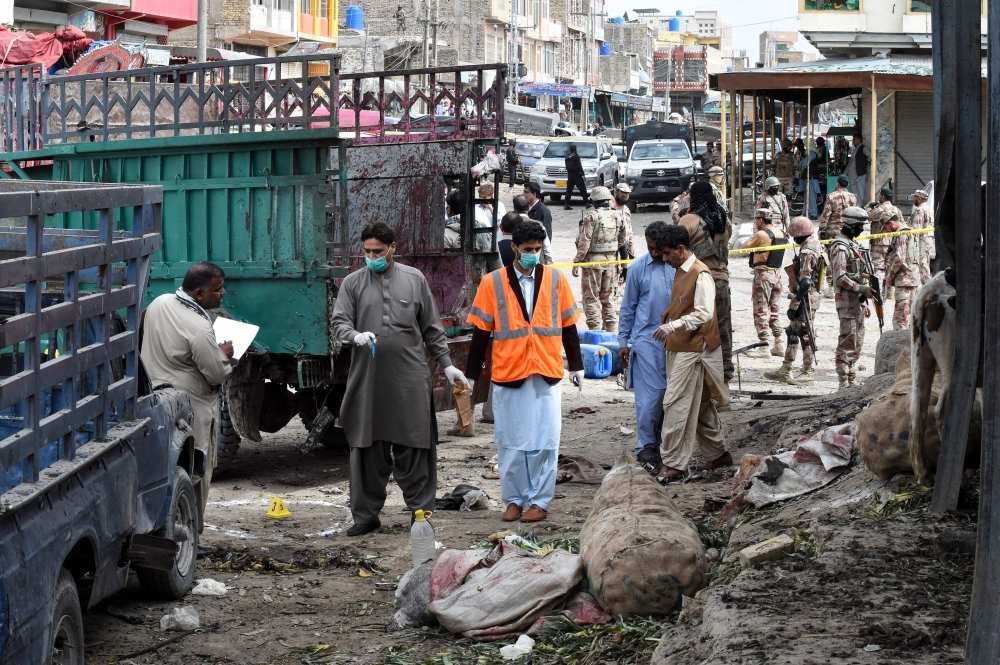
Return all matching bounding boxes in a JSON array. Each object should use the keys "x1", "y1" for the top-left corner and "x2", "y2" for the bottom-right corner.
[
  {"x1": 739, "y1": 140, "x2": 774, "y2": 183},
  {"x1": 613, "y1": 144, "x2": 627, "y2": 180},
  {"x1": 623, "y1": 139, "x2": 696, "y2": 206},
  {"x1": 511, "y1": 137, "x2": 549, "y2": 182},
  {"x1": 529, "y1": 137, "x2": 619, "y2": 201}
]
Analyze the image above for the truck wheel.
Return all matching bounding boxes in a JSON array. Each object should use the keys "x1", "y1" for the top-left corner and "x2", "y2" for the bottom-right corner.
[
  {"x1": 216, "y1": 393, "x2": 240, "y2": 463},
  {"x1": 549, "y1": 193, "x2": 561, "y2": 202},
  {"x1": 49, "y1": 568, "x2": 84, "y2": 665},
  {"x1": 136, "y1": 467, "x2": 198, "y2": 600},
  {"x1": 627, "y1": 199, "x2": 637, "y2": 214},
  {"x1": 319, "y1": 424, "x2": 349, "y2": 450}
]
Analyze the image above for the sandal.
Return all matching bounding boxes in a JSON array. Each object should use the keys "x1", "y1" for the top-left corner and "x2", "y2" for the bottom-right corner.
[{"x1": 655, "y1": 466, "x2": 684, "y2": 485}]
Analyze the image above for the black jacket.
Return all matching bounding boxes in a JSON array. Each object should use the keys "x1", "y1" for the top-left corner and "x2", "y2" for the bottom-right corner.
[
  {"x1": 506, "y1": 145, "x2": 519, "y2": 165},
  {"x1": 527, "y1": 201, "x2": 553, "y2": 240},
  {"x1": 565, "y1": 152, "x2": 583, "y2": 175}
]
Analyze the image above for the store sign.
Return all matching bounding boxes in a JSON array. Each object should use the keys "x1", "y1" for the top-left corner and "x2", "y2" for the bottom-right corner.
[
  {"x1": 520, "y1": 82, "x2": 590, "y2": 99},
  {"x1": 610, "y1": 93, "x2": 653, "y2": 110}
]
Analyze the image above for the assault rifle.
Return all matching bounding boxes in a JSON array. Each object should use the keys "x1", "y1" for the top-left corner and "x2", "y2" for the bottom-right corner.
[
  {"x1": 859, "y1": 247, "x2": 884, "y2": 333},
  {"x1": 794, "y1": 279, "x2": 819, "y2": 354}
]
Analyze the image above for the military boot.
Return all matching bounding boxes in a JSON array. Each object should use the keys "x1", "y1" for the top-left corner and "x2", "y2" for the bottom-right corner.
[
  {"x1": 838, "y1": 377, "x2": 850, "y2": 391},
  {"x1": 848, "y1": 374, "x2": 857, "y2": 387},
  {"x1": 788, "y1": 364, "x2": 815, "y2": 386},
  {"x1": 747, "y1": 343, "x2": 771, "y2": 359},
  {"x1": 763, "y1": 362, "x2": 793, "y2": 383},
  {"x1": 770, "y1": 339, "x2": 785, "y2": 357}
]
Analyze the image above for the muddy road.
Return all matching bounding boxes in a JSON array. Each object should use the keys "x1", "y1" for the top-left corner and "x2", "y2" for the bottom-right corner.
[{"x1": 83, "y1": 192, "x2": 971, "y2": 665}]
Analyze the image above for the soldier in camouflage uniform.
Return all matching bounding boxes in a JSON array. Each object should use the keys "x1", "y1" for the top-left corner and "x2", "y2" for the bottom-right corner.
[
  {"x1": 611, "y1": 182, "x2": 636, "y2": 295},
  {"x1": 573, "y1": 186, "x2": 629, "y2": 331},
  {"x1": 670, "y1": 185, "x2": 691, "y2": 224},
  {"x1": 708, "y1": 166, "x2": 729, "y2": 214},
  {"x1": 908, "y1": 188, "x2": 934, "y2": 283},
  {"x1": 884, "y1": 216, "x2": 922, "y2": 330},
  {"x1": 867, "y1": 187, "x2": 902, "y2": 273},
  {"x1": 700, "y1": 142, "x2": 721, "y2": 171},
  {"x1": 764, "y1": 216, "x2": 823, "y2": 385},
  {"x1": 756, "y1": 176, "x2": 791, "y2": 232},
  {"x1": 772, "y1": 139, "x2": 799, "y2": 197},
  {"x1": 818, "y1": 174, "x2": 858, "y2": 239},
  {"x1": 742, "y1": 208, "x2": 788, "y2": 357},
  {"x1": 828, "y1": 206, "x2": 876, "y2": 390}
]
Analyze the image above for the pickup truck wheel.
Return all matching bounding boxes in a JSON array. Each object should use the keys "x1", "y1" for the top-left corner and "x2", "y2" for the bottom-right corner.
[
  {"x1": 49, "y1": 568, "x2": 84, "y2": 665},
  {"x1": 627, "y1": 200, "x2": 637, "y2": 214},
  {"x1": 136, "y1": 467, "x2": 198, "y2": 599},
  {"x1": 216, "y1": 393, "x2": 240, "y2": 463},
  {"x1": 549, "y1": 193, "x2": 561, "y2": 202}
]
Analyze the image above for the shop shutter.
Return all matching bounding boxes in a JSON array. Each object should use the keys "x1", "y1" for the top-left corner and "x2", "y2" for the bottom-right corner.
[{"x1": 894, "y1": 92, "x2": 934, "y2": 200}]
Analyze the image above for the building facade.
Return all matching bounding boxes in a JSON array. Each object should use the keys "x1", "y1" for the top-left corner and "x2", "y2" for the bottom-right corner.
[{"x1": 169, "y1": 0, "x2": 337, "y2": 54}]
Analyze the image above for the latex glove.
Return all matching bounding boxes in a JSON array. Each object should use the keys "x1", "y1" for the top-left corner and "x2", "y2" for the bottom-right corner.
[
  {"x1": 353, "y1": 331, "x2": 376, "y2": 348},
  {"x1": 444, "y1": 366, "x2": 471, "y2": 388},
  {"x1": 570, "y1": 370, "x2": 585, "y2": 392},
  {"x1": 652, "y1": 322, "x2": 675, "y2": 343}
]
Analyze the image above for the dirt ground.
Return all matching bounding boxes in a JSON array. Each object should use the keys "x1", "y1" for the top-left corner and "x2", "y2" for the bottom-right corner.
[{"x1": 83, "y1": 190, "x2": 973, "y2": 665}]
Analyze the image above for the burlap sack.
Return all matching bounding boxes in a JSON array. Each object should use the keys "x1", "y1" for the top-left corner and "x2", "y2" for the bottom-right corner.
[
  {"x1": 858, "y1": 350, "x2": 981, "y2": 480},
  {"x1": 579, "y1": 462, "x2": 706, "y2": 617}
]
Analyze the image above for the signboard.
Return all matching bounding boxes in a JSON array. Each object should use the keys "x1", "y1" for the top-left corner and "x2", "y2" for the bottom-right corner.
[
  {"x1": 652, "y1": 98, "x2": 666, "y2": 112},
  {"x1": 610, "y1": 93, "x2": 653, "y2": 110},
  {"x1": 520, "y1": 82, "x2": 590, "y2": 99}
]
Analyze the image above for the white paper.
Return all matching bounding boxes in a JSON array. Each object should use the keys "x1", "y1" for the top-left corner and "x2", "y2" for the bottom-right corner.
[{"x1": 213, "y1": 317, "x2": 259, "y2": 360}]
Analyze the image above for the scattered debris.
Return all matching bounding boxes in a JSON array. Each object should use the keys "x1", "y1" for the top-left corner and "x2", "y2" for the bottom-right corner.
[
  {"x1": 191, "y1": 578, "x2": 228, "y2": 596},
  {"x1": 619, "y1": 425, "x2": 634, "y2": 435},
  {"x1": 118, "y1": 625, "x2": 218, "y2": 660},
  {"x1": 569, "y1": 406, "x2": 598, "y2": 414},
  {"x1": 106, "y1": 605, "x2": 143, "y2": 625},
  {"x1": 738, "y1": 534, "x2": 795, "y2": 568},
  {"x1": 555, "y1": 454, "x2": 607, "y2": 484},
  {"x1": 160, "y1": 606, "x2": 200, "y2": 631},
  {"x1": 499, "y1": 634, "x2": 535, "y2": 660}
]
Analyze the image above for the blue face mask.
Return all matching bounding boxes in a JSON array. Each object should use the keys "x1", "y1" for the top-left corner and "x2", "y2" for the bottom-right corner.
[
  {"x1": 366, "y1": 255, "x2": 390, "y2": 273},
  {"x1": 518, "y1": 250, "x2": 540, "y2": 269}
]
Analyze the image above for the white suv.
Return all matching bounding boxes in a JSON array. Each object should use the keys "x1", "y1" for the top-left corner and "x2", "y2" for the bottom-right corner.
[
  {"x1": 624, "y1": 139, "x2": 696, "y2": 205},
  {"x1": 528, "y1": 138, "x2": 619, "y2": 202}
]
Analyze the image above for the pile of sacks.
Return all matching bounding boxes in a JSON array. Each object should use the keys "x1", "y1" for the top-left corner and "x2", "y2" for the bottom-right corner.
[{"x1": 394, "y1": 459, "x2": 709, "y2": 637}]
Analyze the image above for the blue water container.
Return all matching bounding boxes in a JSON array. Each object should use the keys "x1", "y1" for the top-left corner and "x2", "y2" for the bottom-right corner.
[
  {"x1": 579, "y1": 330, "x2": 618, "y2": 346},
  {"x1": 613, "y1": 16, "x2": 625, "y2": 24},
  {"x1": 599, "y1": 340, "x2": 624, "y2": 375},
  {"x1": 600, "y1": 43, "x2": 612, "y2": 56},
  {"x1": 345, "y1": 5, "x2": 364, "y2": 30},
  {"x1": 580, "y1": 344, "x2": 613, "y2": 379}
]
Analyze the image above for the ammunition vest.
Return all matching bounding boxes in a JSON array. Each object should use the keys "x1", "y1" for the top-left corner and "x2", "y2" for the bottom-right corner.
[
  {"x1": 689, "y1": 215, "x2": 728, "y2": 266},
  {"x1": 829, "y1": 238, "x2": 865, "y2": 283},
  {"x1": 749, "y1": 228, "x2": 786, "y2": 269},
  {"x1": 893, "y1": 225, "x2": 921, "y2": 267},
  {"x1": 587, "y1": 207, "x2": 623, "y2": 254}
]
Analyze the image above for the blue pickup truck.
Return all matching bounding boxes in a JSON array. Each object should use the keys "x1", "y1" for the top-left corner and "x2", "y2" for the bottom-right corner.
[{"x1": 0, "y1": 181, "x2": 200, "y2": 663}]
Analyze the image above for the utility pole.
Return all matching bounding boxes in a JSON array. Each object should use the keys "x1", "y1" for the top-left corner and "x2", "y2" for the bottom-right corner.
[
  {"x1": 665, "y1": 45, "x2": 672, "y2": 118},
  {"x1": 196, "y1": 0, "x2": 207, "y2": 62},
  {"x1": 432, "y1": 0, "x2": 439, "y2": 67},
  {"x1": 509, "y1": 1, "x2": 520, "y2": 103},
  {"x1": 571, "y1": 3, "x2": 606, "y2": 128}
]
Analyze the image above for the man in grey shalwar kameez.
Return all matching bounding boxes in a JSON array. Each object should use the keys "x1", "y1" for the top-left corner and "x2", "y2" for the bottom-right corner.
[
  {"x1": 141, "y1": 262, "x2": 234, "y2": 533},
  {"x1": 332, "y1": 222, "x2": 470, "y2": 536}
]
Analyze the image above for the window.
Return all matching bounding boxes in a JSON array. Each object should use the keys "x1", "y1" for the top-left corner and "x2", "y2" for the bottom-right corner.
[
  {"x1": 802, "y1": 0, "x2": 860, "y2": 10},
  {"x1": 487, "y1": 35, "x2": 495, "y2": 62},
  {"x1": 543, "y1": 142, "x2": 598, "y2": 158},
  {"x1": 908, "y1": 0, "x2": 930, "y2": 9},
  {"x1": 544, "y1": 43, "x2": 554, "y2": 74},
  {"x1": 631, "y1": 143, "x2": 690, "y2": 160},
  {"x1": 301, "y1": 0, "x2": 310, "y2": 15},
  {"x1": 319, "y1": 0, "x2": 327, "y2": 18}
]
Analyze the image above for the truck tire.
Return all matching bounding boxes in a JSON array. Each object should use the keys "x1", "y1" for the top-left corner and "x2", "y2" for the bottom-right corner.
[
  {"x1": 136, "y1": 467, "x2": 198, "y2": 600},
  {"x1": 216, "y1": 393, "x2": 240, "y2": 462},
  {"x1": 49, "y1": 568, "x2": 84, "y2": 665}
]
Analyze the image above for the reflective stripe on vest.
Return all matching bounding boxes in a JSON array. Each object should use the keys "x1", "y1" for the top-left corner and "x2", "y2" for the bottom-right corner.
[{"x1": 491, "y1": 269, "x2": 566, "y2": 340}]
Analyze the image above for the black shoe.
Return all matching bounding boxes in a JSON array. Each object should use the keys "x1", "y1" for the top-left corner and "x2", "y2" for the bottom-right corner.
[
  {"x1": 346, "y1": 518, "x2": 381, "y2": 537},
  {"x1": 636, "y1": 447, "x2": 663, "y2": 475},
  {"x1": 196, "y1": 546, "x2": 216, "y2": 560},
  {"x1": 563, "y1": 206, "x2": 572, "y2": 210}
]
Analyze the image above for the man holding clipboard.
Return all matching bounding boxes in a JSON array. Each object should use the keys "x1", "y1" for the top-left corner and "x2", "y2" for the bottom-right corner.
[{"x1": 141, "y1": 262, "x2": 237, "y2": 534}]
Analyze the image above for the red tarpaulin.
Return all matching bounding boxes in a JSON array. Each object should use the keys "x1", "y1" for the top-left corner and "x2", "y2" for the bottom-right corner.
[{"x1": 0, "y1": 26, "x2": 92, "y2": 69}]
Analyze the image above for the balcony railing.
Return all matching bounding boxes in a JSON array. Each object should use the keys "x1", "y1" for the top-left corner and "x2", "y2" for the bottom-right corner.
[{"x1": 0, "y1": 56, "x2": 507, "y2": 152}]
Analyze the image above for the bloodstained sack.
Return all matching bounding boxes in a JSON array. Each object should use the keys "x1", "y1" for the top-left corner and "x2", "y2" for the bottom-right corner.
[{"x1": 579, "y1": 461, "x2": 706, "y2": 617}]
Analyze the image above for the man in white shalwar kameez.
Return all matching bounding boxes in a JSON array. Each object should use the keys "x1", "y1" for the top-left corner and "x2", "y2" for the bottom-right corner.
[
  {"x1": 141, "y1": 262, "x2": 234, "y2": 532},
  {"x1": 465, "y1": 221, "x2": 584, "y2": 523},
  {"x1": 651, "y1": 225, "x2": 732, "y2": 484}
]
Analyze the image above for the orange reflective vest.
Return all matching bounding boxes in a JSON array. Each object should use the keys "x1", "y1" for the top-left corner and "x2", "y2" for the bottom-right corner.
[{"x1": 467, "y1": 265, "x2": 580, "y2": 383}]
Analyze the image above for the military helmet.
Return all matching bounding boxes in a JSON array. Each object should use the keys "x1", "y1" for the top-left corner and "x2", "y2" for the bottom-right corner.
[
  {"x1": 708, "y1": 166, "x2": 725, "y2": 176},
  {"x1": 842, "y1": 206, "x2": 869, "y2": 223},
  {"x1": 764, "y1": 176, "x2": 781, "y2": 189},
  {"x1": 590, "y1": 186, "x2": 612, "y2": 202},
  {"x1": 787, "y1": 216, "x2": 813, "y2": 237}
]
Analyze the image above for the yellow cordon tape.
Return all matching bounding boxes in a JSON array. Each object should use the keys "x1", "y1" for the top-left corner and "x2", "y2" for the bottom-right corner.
[{"x1": 550, "y1": 227, "x2": 936, "y2": 269}]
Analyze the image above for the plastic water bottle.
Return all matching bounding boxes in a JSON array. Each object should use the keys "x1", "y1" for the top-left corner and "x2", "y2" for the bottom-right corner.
[{"x1": 410, "y1": 509, "x2": 436, "y2": 567}]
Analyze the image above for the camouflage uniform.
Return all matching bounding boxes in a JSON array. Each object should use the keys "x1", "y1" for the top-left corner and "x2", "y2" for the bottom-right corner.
[
  {"x1": 828, "y1": 235, "x2": 868, "y2": 382},
  {"x1": 867, "y1": 200, "x2": 902, "y2": 272},
  {"x1": 670, "y1": 192, "x2": 691, "y2": 224},
  {"x1": 745, "y1": 227, "x2": 787, "y2": 342},
  {"x1": 886, "y1": 224, "x2": 922, "y2": 330},
  {"x1": 611, "y1": 199, "x2": 635, "y2": 295},
  {"x1": 772, "y1": 149, "x2": 799, "y2": 196},
  {"x1": 711, "y1": 182, "x2": 729, "y2": 214},
  {"x1": 784, "y1": 236, "x2": 823, "y2": 368},
  {"x1": 818, "y1": 188, "x2": 858, "y2": 238},
  {"x1": 908, "y1": 201, "x2": 934, "y2": 283},
  {"x1": 700, "y1": 149, "x2": 721, "y2": 171},
  {"x1": 575, "y1": 206, "x2": 628, "y2": 331},
  {"x1": 756, "y1": 191, "x2": 791, "y2": 232}
]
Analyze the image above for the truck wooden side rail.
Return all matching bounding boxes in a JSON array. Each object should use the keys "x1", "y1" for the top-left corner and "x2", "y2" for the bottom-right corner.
[{"x1": 0, "y1": 181, "x2": 201, "y2": 664}]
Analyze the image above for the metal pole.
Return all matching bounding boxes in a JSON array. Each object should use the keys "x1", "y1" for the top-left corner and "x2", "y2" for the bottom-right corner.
[
  {"x1": 752, "y1": 91, "x2": 758, "y2": 201},
  {"x1": 737, "y1": 94, "x2": 743, "y2": 212},
  {"x1": 968, "y1": 0, "x2": 1000, "y2": 652},
  {"x1": 197, "y1": 0, "x2": 207, "y2": 62},
  {"x1": 666, "y1": 46, "x2": 672, "y2": 117},
  {"x1": 869, "y1": 77, "x2": 877, "y2": 203},
  {"x1": 432, "y1": 0, "x2": 439, "y2": 67},
  {"x1": 769, "y1": 98, "x2": 775, "y2": 179},
  {"x1": 721, "y1": 86, "x2": 728, "y2": 205}
]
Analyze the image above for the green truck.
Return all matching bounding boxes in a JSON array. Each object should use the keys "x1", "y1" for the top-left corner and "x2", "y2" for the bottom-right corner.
[{"x1": 0, "y1": 55, "x2": 504, "y2": 455}]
